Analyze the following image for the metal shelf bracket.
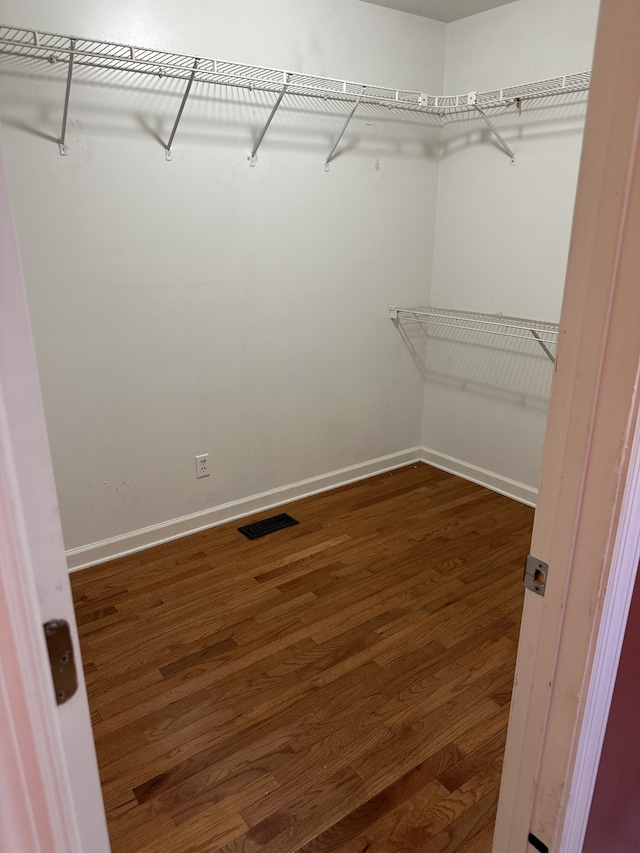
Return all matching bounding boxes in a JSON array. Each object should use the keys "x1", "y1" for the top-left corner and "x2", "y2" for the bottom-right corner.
[
  {"x1": 248, "y1": 75, "x2": 290, "y2": 167},
  {"x1": 530, "y1": 329, "x2": 556, "y2": 364},
  {"x1": 324, "y1": 90, "x2": 364, "y2": 172},
  {"x1": 165, "y1": 58, "x2": 199, "y2": 161},
  {"x1": 58, "y1": 37, "x2": 75, "y2": 156},
  {"x1": 474, "y1": 105, "x2": 515, "y2": 163}
]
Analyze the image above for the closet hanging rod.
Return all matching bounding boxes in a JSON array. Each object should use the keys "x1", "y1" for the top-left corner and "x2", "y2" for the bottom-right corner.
[
  {"x1": 0, "y1": 25, "x2": 591, "y2": 117},
  {"x1": 389, "y1": 306, "x2": 559, "y2": 363}
]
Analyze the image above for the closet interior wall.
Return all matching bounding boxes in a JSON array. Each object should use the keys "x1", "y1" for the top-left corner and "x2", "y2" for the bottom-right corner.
[
  {"x1": 0, "y1": 0, "x2": 445, "y2": 563},
  {"x1": 423, "y1": 0, "x2": 600, "y2": 494},
  {"x1": 0, "y1": 0, "x2": 600, "y2": 566}
]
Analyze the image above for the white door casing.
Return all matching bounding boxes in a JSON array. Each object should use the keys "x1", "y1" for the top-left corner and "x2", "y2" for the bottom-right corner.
[
  {"x1": 494, "y1": 1, "x2": 640, "y2": 849},
  {"x1": 0, "y1": 136, "x2": 111, "y2": 853}
]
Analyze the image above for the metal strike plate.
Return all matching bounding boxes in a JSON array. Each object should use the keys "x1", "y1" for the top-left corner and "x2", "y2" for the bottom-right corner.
[
  {"x1": 524, "y1": 555, "x2": 548, "y2": 596},
  {"x1": 44, "y1": 619, "x2": 78, "y2": 705}
]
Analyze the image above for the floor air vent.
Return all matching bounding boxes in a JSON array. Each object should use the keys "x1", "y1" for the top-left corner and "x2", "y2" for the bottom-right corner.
[{"x1": 238, "y1": 513, "x2": 299, "y2": 540}]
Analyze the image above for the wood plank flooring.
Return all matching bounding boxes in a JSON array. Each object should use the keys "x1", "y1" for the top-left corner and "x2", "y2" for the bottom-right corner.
[{"x1": 70, "y1": 463, "x2": 534, "y2": 853}]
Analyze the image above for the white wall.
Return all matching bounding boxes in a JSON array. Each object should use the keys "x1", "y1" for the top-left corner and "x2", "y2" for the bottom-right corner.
[
  {"x1": 0, "y1": 0, "x2": 445, "y2": 560},
  {"x1": 0, "y1": 0, "x2": 602, "y2": 563},
  {"x1": 422, "y1": 0, "x2": 600, "y2": 491}
]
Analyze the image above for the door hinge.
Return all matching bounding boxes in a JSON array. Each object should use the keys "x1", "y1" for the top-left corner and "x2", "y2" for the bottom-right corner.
[
  {"x1": 44, "y1": 619, "x2": 78, "y2": 705},
  {"x1": 524, "y1": 555, "x2": 548, "y2": 596}
]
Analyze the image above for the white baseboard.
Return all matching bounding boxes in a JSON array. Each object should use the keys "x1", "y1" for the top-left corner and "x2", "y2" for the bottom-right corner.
[
  {"x1": 420, "y1": 447, "x2": 538, "y2": 507},
  {"x1": 65, "y1": 447, "x2": 423, "y2": 572},
  {"x1": 66, "y1": 446, "x2": 537, "y2": 572}
]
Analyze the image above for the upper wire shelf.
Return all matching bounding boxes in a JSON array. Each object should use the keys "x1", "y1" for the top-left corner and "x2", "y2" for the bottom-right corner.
[
  {"x1": 389, "y1": 306, "x2": 559, "y2": 364},
  {"x1": 0, "y1": 24, "x2": 592, "y2": 164},
  {"x1": 0, "y1": 25, "x2": 590, "y2": 116}
]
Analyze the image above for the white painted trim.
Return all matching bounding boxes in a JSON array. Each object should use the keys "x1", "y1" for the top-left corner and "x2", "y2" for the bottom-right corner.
[
  {"x1": 66, "y1": 447, "x2": 422, "y2": 570},
  {"x1": 0, "y1": 387, "x2": 79, "y2": 853},
  {"x1": 66, "y1": 445, "x2": 536, "y2": 572},
  {"x1": 495, "y1": 4, "x2": 640, "y2": 848},
  {"x1": 0, "y1": 135, "x2": 109, "y2": 853},
  {"x1": 561, "y1": 401, "x2": 640, "y2": 851},
  {"x1": 420, "y1": 447, "x2": 537, "y2": 507}
]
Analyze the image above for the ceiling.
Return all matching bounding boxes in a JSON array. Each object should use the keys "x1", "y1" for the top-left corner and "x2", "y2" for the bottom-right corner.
[{"x1": 359, "y1": 0, "x2": 517, "y2": 23}]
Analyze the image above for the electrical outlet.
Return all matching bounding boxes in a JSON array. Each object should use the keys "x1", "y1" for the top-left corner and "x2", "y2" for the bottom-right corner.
[{"x1": 195, "y1": 454, "x2": 209, "y2": 479}]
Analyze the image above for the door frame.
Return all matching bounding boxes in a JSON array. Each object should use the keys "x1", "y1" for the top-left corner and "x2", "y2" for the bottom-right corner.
[
  {"x1": 494, "y1": 0, "x2": 640, "y2": 849},
  {"x1": 0, "y1": 418, "x2": 82, "y2": 853},
  {"x1": 0, "y1": 138, "x2": 110, "y2": 852}
]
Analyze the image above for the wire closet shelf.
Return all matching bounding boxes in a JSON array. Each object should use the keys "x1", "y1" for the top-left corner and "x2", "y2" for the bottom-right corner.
[
  {"x1": 0, "y1": 25, "x2": 592, "y2": 164},
  {"x1": 389, "y1": 306, "x2": 559, "y2": 364},
  {"x1": 0, "y1": 25, "x2": 591, "y2": 115}
]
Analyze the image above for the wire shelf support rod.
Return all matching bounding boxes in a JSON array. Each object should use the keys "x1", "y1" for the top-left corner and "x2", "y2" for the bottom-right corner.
[
  {"x1": 529, "y1": 329, "x2": 556, "y2": 364},
  {"x1": 165, "y1": 58, "x2": 198, "y2": 161},
  {"x1": 324, "y1": 90, "x2": 364, "y2": 172},
  {"x1": 474, "y1": 104, "x2": 515, "y2": 163},
  {"x1": 248, "y1": 75, "x2": 290, "y2": 167},
  {"x1": 58, "y1": 37, "x2": 75, "y2": 156}
]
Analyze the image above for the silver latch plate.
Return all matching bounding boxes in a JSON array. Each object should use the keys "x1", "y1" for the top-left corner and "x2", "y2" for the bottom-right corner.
[{"x1": 524, "y1": 555, "x2": 548, "y2": 596}]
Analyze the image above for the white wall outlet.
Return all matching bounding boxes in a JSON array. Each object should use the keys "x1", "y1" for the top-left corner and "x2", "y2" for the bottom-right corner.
[{"x1": 195, "y1": 453, "x2": 209, "y2": 479}]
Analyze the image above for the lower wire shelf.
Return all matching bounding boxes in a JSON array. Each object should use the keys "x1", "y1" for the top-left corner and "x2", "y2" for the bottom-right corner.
[{"x1": 389, "y1": 305, "x2": 559, "y2": 364}]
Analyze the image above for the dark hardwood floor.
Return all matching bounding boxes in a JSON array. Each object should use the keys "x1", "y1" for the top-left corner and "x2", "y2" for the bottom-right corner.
[{"x1": 70, "y1": 462, "x2": 534, "y2": 852}]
